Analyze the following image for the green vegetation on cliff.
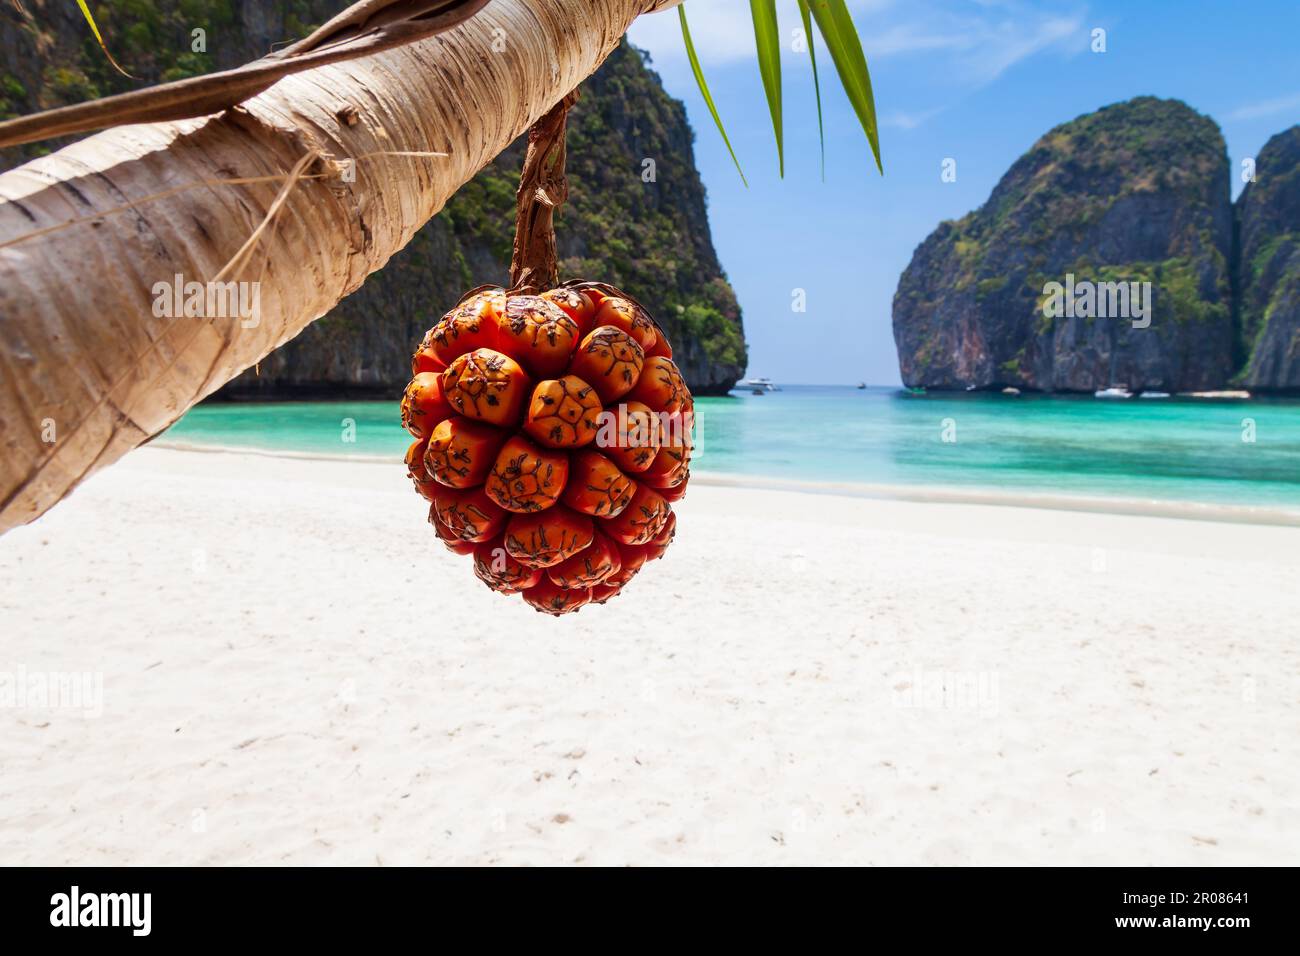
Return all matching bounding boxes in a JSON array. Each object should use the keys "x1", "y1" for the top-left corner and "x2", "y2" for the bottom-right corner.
[
  {"x1": 1236, "y1": 126, "x2": 1300, "y2": 391},
  {"x1": 894, "y1": 98, "x2": 1300, "y2": 393},
  {"x1": 892, "y1": 96, "x2": 1235, "y2": 393}
]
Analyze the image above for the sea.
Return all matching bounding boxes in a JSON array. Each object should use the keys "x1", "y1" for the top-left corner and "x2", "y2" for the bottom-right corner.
[{"x1": 162, "y1": 386, "x2": 1300, "y2": 515}]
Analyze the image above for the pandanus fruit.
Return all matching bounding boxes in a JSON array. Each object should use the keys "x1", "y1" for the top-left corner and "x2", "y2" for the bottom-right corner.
[{"x1": 402, "y1": 282, "x2": 692, "y2": 615}]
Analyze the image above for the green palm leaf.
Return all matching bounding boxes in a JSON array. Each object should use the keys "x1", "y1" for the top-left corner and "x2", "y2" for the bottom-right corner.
[
  {"x1": 750, "y1": 0, "x2": 783, "y2": 176},
  {"x1": 75, "y1": 0, "x2": 133, "y2": 78},
  {"x1": 805, "y1": 0, "x2": 882, "y2": 172},
  {"x1": 678, "y1": 5, "x2": 748, "y2": 187},
  {"x1": 797, "y1": 0, "x2": 826, "y2": 180},
  {"x1": 677, "y1": 1, "x2": 881, "y2": 179}
]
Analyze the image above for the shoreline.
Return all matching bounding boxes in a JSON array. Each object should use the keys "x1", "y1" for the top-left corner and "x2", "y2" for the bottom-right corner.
[
  {"x1": 151, "y1": 439, "x2": 1300, "y2": 528},
  {"x1": 179, "y1": 384, "x2": 1300, "y2": 400}
]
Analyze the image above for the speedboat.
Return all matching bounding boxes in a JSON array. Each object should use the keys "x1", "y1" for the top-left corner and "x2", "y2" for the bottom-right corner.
[
  {"x1": 736, "y1": 377, "x2": 779, "y2": 394},
  {"x1": 1095, "y1": 386, "x2": 1133, "y2": 399},
  {"x1": 1181, "y1": 390, "x2": 1252, "y2": 399}
]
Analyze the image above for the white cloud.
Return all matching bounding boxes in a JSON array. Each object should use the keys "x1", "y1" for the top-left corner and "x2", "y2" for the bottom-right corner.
[
  {"x1": 1229, "y1": 90, "x2": 1300, "y2": 121},
  {"x1": 627, "y1": 0, "x2": 1086, "y2": 140},
  {"x1": 629, "y1": 0, "x2": 897, "y2": 66},
  {"x1": 881, "y1": 106, "x2": 945, "y2": 130},
  {"x1": 964, "y1": 15, "x2": 1083, "y2": 83},
  {"x1": 629, "y1": 0, "x2": 1084, "y2": 85},
  {"x1": 628, "y1": 0, "x2": 762, "y2": 65}
]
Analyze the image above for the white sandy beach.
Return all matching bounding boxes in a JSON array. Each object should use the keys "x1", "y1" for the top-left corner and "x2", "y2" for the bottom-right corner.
[{"x1": 1, "y1": 446, "x2": 1298, "y2": 865}]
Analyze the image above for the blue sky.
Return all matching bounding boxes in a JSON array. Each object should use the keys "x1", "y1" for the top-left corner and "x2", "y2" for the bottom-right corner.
[{"x1": 627, "y1": 0, "x2": 1300, "y2": 385}]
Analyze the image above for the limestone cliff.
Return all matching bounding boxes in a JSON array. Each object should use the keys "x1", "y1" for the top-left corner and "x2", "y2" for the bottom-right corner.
[
  {"x1": 892, "y1": 97, "x2": 1235, "y2": 392},
  {"x1": 1237, "y1": 126, "x2": 1300, "y2": 393}
]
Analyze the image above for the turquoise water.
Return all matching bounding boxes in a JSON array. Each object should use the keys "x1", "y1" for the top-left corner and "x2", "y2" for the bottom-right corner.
[{"x1": 164, "y1": 387, "x2": 1300, "y2": 511}]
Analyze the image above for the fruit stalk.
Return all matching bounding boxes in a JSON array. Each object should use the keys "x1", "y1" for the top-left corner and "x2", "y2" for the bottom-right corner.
[{"x1": 509, "y1": 90, "x2": 580, "y2": 294}]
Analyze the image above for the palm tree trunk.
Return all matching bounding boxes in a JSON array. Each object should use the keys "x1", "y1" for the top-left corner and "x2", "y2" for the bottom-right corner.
[{"x1": 0, "y1": 0, "x2": 678, "y2": 534}]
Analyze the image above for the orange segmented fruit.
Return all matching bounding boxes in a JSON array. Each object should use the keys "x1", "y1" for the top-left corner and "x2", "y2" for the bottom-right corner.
[
  {"x1": 429, "y1": 509, "x2": 479, "y2": 555},
  {"x1": 412, "y1": 478, "x2": 440, "y2": 502},
  {"x1": 568, "y1": 325, "x2": 644, "y2": 404},
  {"x1": 607, "y1": 540, "x2": 649, "y2": 585},
  {"x1": 628, "y1": 356, "x2": 688, "y2": 413},
  {"x1": 401, "y1": 372, "x2": 453, "y2": 439},
  {"x1": 504, "y1": 507, "x2": 594, "y2": 568},
  {"x1": 588, "y1": 581, "x2": 623, "y2": 604},
  {"x1": 643, "y1": 448, "x2": 690, "y2": 489},
  {"x1": 405, "y1": 437, "x2": 429, "y2": 480},
  {"x1": 407, "y1": 439, "x2": 448, "y2": 503},
  {"x1": 431, "y1": 485, "x2": 507, "y2": 543},
  {"x1": 645, "y1": 331, "x2": 673, "y2": 360},
  {"x1": 524, "y1": 375, "x2": 601, "y2": 448},
  {"x1": 603, "y1": 482, "x2": 669, "y2": 546},
  {"x1": 485, "y1": 435, "x2": 569, "y2": 513},
  {"x1": 660, "y1": 479, "x2": 688, "y2": 503},
  {"x1": 644, "y1": 510, "x2": 677, "y2": 560},
  {"x1": 424, "y1": 416, "x2": 506, "y2": 488},
  {"x1": 582, "y1": 286, "x2": 613, "y2": 309},
  {"x1": 603, "y1": 400, "x2": 662, "y2": 474},
  {"x1": 561, "y1": 449, "x2": 634, "y2": 517},
  {"x1": 402, "y1": 282, "x2": 691, "y2": 614},
  {"x1": 521, "y1": 579, "x2": 592, "y2": 616},
  {"x1": 473, "y1": 536, "x2": 544, "y2": 593},
  {"x1": 441, "y1": 348, "x2": 531, "y2": 427},
  {"x1": 652, "y1": 509, "x2": 677, "y2": 545},
  {"x1": 428, "y1": 288, "x2": 504, "y2": 365},
  {"x1": 411, "y1": 327, "x2": 448, "y2": 376},
  {"x1": 497, "y1": 295, "x2": 580, "y2": 377},
  {"x1": 592, "y1": 296, "x2": 658, "y2": 353},
  {"x1": 540, "y1": 287, "x2": 596, "y2": 339},
  {"x1": 548, "y1": 532, "x2": 621, "y2": 589},
  {"x1": 661, "y1": 406, "x2": 695, "y2": 447},
  {"x1": 642, "y1": 420, "x2": 692, "y2": 488}
]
